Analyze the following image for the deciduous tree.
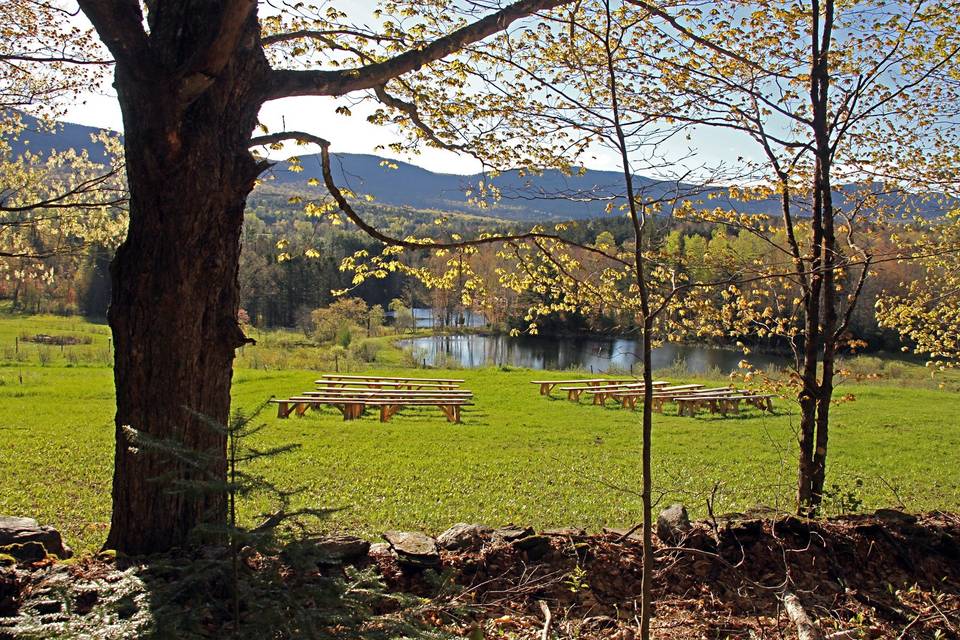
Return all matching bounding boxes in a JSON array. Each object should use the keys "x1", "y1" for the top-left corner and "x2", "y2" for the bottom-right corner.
[{"x1": 72, "y1": 0, "x2": 572, "y2": 553}]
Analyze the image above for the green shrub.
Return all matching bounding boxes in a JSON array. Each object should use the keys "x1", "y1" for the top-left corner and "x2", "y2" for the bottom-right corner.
[
  {"x1": 36, "y1": 346, "x2": 53, "y2": 367},
  {"x1": 351, "y1": 339, "x2": 381, "y2": 363},
  {"x1": 884, "y1": 361, "x2": 907, "y2": 379}
]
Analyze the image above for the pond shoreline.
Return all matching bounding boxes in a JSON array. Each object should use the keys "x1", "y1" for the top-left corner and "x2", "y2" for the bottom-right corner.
[{"x1": 397, "y1": 331, "x2": 920, "y2": 374}]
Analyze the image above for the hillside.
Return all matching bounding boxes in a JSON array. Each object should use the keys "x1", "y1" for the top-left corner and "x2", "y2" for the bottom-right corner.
[{"x1": 6, "y1": 112, "x2": 955, "y2": 221}]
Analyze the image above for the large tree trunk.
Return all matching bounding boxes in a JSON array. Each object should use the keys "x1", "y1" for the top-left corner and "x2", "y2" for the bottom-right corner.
[{"x1": 104, "y1": 21, "x2": 267, "y2": 554}]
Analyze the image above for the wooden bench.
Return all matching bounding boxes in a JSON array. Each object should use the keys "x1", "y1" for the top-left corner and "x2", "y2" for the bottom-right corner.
[
  {"x1": 529, "y1": 378, "x2": 636, "y2": 396},
  {"x1": 315, "y1": 379, "x2": 461, "y2": 390},
  {"x1": 610, "y1": 384, "x2": 707, "y2": 411},
  {"x1": 271, "y1": 396, "x2": 473, "y2": 423},
  {"x1": 320, "y1": 374, "x2": 465, "y2": 384},
  {"x1": 676, "y1": 394, "x2": 775, "y2": 417},
  {"x1": 304, "y1": 388, "x2": 473, "y2": 398},
  {"x1": 571, "y1": 381, "x2": 670, "y2": 404}
]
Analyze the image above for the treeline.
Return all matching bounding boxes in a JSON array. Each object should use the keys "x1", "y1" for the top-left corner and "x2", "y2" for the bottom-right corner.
[{"x1": 0, "y1": 195, "x2": 923, "y2": 354}]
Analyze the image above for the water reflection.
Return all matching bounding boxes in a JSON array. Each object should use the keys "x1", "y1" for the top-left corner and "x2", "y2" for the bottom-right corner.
[
  {"x1": 411, "y1": 308, "x2": 486, "y2": 329},
  {"x1": 398, "y1": 334, "x2": 789, "y2": 374}
]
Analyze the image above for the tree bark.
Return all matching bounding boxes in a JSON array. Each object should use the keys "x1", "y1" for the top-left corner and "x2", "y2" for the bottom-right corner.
[
  {"x1": 797, "y1": 0, "x2": 835, "y2": 516},
  {"x1": 810, "y1": 0, "x2": 837, "y2": 507},
  {"x1": 103, "y1": 15, "x2": 267, "y2": 554}
]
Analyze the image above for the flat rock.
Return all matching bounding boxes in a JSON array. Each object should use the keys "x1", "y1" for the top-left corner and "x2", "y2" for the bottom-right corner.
[
  {"x1": 315, "y1": 535, "x2": 370, "y2": 563},
  {"x1": 383, "y1": 531, "x2": 440, "y2": 567},
  {"x1": 873, "y1": 509, "x2": 917, "y2": 524},
  {"x1": 603, "y1": 527, "x2": 642, "y2": 541},
  {"x1": 436, "y1": 523, "x2": 491, "y2": 551},
  {"x1": 492, "y1": 526, "x2": 534, "y2": 544},
  {"x1": 0, "y1": 517, "x2": 71, "y2": 559}
]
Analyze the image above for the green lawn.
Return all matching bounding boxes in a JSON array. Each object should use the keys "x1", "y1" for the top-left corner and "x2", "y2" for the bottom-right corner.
[{"x1": 1, "y1": 315, "x2": 959, "y2": 554}]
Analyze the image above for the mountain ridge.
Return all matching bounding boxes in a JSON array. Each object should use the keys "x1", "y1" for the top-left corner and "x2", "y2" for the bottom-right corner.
[{"x1": 6, "y1": 112, "x2": 953, "y2": 221}]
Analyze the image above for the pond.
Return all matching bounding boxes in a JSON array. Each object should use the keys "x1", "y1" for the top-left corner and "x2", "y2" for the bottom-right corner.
[
  {"x1": 411, "y1": 307, "x2": 486, "y2": 329},
  {"x1": 398, "y1": 333, "x2": 791, "y2": 374}
]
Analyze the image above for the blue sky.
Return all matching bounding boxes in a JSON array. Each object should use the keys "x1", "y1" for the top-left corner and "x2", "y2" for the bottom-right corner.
[{"x1": 63, "y1": 1, "x2": 761, "y2": 177}]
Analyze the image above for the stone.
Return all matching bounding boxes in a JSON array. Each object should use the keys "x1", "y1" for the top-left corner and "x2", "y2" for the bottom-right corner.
[
  {"x1": 0, "y1": 517, "x2": 72, "y2": 559},
  {"x1": 383, "y1": 531, "x2": 440, "y2": 568},
  {"x1": 543, "y1": 528, "x2": 586, "y2": 537},
  {"x1": 513, "y1": 535, "x2": 552, "y2": 560},
  {"x1": 315, "y1": 535, "x2": 371, "y2": 564},
  {"x1": 368, "y1": 542, "x2": 395, "y2": 558},
  {"x1": 656, "y1": 504, "x2": 692, "y2": 545},
  {"x1": 0, "y1": 542, "x2": 47, "y2": 564},
  {"x1": 873, "y1": 509, "x2": 917, "y2": 524},
  {"x1": 436, "y1": 523, "x2": 490, "y2": 551},
  {"x1": 603, "y1": 527, "x2": 642, "y2": 542},
  {"x1": 492, "y1": 526, "x2": 534, "y2": 544}
]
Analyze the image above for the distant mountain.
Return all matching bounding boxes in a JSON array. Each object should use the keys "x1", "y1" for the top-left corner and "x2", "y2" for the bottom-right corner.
[
  {"x1": 259, "y1": 153, "x2": 705, "y2": 220},
  {"x1": 5, "y1": 113, "x2": 954, "y2": 221},
  {"x1": 5, "y1": 112, "x2": 114, "y2": 165}
]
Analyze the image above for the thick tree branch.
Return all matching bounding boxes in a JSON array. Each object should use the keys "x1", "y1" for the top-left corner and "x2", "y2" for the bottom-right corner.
[
  {"x1": 75, "y1": 0, "x2": 150, "y2": 71},
  {"x1": 263, "y1": 0, "x2": 570, "y2": 100},
  {"x1": 177, "y1": 0, "x2": 257, "y2": 103},
  {"x1": 261, "y1": 29, "x2": 397, "y2": 47},
  {"x1": 0, "y1": 54, "x2": 113, "y2": 65}
]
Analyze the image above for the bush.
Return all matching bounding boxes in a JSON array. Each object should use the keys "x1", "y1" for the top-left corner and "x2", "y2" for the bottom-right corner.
[
  {"x1": 351, "y1": 339, "x2": 381, "y2": 363},
  {"x1": 36, "y1": 346, "x2": 53, "y2": 367},
  {"x1": 654, "y1": 356, "x2": 689, "y2": 379},
  {"x1": 400, "y1": 346, "x2": 428, "y2": 368},
  {"x1": 884, "y1": 361, "x2": 906, "y2": 379}
]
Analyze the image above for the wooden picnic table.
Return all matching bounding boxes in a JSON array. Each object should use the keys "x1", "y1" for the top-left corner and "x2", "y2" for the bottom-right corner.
[
  {"x1": 320, "y1": 374, "x2": 465, "y2": 384},
  {"x1": 530, "y1": 378, "x2": 637, "y2": 396}
]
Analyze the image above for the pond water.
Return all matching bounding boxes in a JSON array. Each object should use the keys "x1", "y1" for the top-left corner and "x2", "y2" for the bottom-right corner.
[
  {"x1": 411, "y1": 307, "x2": 486, "y2": 329},
  {"x1": 398, "y1": 333, "x2": 791, "y2": 374}
]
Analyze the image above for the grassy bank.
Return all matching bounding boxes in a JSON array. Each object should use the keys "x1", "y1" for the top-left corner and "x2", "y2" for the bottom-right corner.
[{"x1": 1, "y1": 314, "x2": 958, "y2": 554}]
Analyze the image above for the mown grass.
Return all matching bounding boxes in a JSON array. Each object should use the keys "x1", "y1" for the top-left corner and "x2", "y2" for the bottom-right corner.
[{"x1": 1, "y1": 314, "x2": 959, "y2": 554}]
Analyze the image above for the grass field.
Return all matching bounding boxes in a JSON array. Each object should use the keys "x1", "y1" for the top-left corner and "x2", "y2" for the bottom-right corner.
[{"x1": 1, "y1": 313, "x2": 959, "y2": 554}]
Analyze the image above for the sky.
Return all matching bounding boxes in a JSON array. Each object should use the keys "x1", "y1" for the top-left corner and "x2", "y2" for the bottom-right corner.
[{"x1": 61, "y1": 1, "x2": 761, "y2": 178}]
